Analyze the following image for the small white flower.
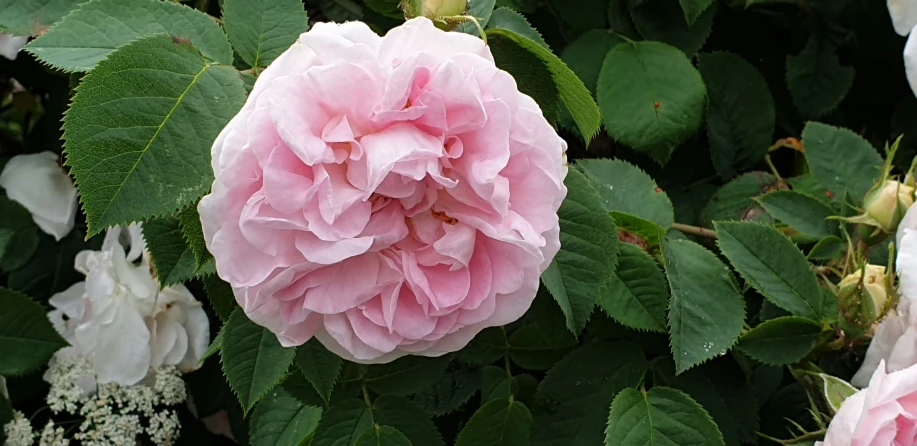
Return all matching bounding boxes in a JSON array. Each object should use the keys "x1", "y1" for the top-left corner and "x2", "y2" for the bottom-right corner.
[
  {"x1": 0, "y1": 33, "x2": 27, "y2": 61},
  {"x1": 3, "y1": 411, "x2": 34, "y2": 446},
  {"x1": 49, "y1": 224, "x2": 209, "y2": 385},
  {"x1": 0, "y1": 152, "x2": 77, "y2": 241},
  {"x1": 38, "y1": 421, "x2": 68, "y2": 446}
]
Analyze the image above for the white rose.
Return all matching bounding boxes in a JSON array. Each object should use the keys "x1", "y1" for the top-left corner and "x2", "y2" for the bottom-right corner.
[
  {"x1": 0, "y1": 152, "x2": 77, "y2": 241},
  {"x1": 0, "y1": 33, "x2": 27, "y2": 60}
]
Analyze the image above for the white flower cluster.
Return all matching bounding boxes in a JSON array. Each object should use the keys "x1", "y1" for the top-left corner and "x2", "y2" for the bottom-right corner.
[{"x1": 3, "y1": 355, "x2": 188, "y2": 446}]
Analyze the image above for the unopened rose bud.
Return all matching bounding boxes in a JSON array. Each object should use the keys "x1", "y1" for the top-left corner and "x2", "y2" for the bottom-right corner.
[
  {"x1": 863, "y1": 180, "x2": 915, "y2": 232},
  {"x1": 402, "y1": 0, "x2": 468, "y2": 29},
  {"x1": 838, "y1": 264, "x2": 890, "y2": 323}
]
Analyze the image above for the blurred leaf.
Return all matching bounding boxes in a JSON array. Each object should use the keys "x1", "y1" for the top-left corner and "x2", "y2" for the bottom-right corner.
[
  {"x1": 698, "y1": 52, "x2": 775, "y2": 179},
  {"x1": 7, "y1": 230, "x2": 85, "y2": 300},
  {"x1": 561, "y1": 30, "x2": 625, "y2": 94},
  {"x1": 662, "y1": 238, "x2": 745, "y2": 374},
  {"x1": 715, "y1": 221, "x2": 826, "y2": 321},
  {"x1": 0, "y1": 287, "x2": 68, "y2": 376},
  {"x1": 0, "y1": 197, "x2": 39, "y2": 274},
  {"x1": 26, "y1": 0, "x2": 232, "y2": 71},
  {"x1": 312, "y1": 399, "x2": 374, "y2": 446},
  {"x1": 701, "y1": 172, "x2": 777, "y2": 226},
  {"x1": 456, "y1": 399, "x2": 533, "y2": 446},
  {"x1": 597, "y1": 41, "x2": 706, "y2": 163},
  {"x1": 630, "y1": 0, "x2": 715, "y2": 57},
  {"x1": 541, "y1": 168, "x2": 619, "y2": 334},
  {"x1": 412, "y1": 367, "x2": 479, "y2": 416},
  {"x1": 363, "y1": 0, "x2": 403, "y2": 19},
  {"x1": 508, "y1": 322, "x2": 577, "y2": 370},
  {"x1": 202, "y1": 275, "x2": 237, "y2": 322},
  {"x1": 366, "y1": 355, "x2": 451, "y2": 396},
  {"x1": 605, "y1": 386, "x2": 725, "y2": 446},
  {"x1": 354, "y1": 426, "x2": 412, "y2": 446},
  {"x1": 532, "y1": 342, "x2": 647, "y2": 446},
  {"x1": 786, "y1": 34, "x2": 855, "y2": 119},
  {"x1": 222, "y1": 0, "x2": 308, "y2": 68},
  {"x1": 737, "y1": 316, "x2": 823, "y2": 365},
  {"x1": 808, "y1": 236, "x2": 845, "y2": 260},
  {"x1": 679, "y1": 0, "x2": 715, "y2": 24},
  {"x1": 295, "y1": 340, "x2": 342, "y2": 403},
  {"x1": 0, "y1": 0, "x2": 88, "y2": 36},
  {"x1": 249, "y1": 389, "x2": 322, "y2": 446},
  {"x1": 801, "y1": 122, "x2": 883, "y2": 203},
  {"x1": 600, "y1": 243, "x2": 669, "y2": 332},
  {"x1": 63, "y1": 34, "x2": 246, "y2": 235},
  {"x1": 222, "y1": 310, "x2": 296, "y2": 414},
  {"x1": 372, "y1": 396, "x2": 443, "y2": 446}
]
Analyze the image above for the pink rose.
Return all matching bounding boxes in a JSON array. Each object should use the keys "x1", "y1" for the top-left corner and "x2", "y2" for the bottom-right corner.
[
  {"x1": 199, "y1": 18, "x2": 567, "y2": 363},
  {"x1": 818, "y1": 360, "x2": 917, "y2": 445}
]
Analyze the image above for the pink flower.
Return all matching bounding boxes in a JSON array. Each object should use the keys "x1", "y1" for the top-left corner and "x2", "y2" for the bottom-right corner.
[
  {"x1": 818, "y1": 360, "x2": 917, "y2": 445},
  {"x1": 198, "y1": 17, "x2": 567, "y2": 363}
]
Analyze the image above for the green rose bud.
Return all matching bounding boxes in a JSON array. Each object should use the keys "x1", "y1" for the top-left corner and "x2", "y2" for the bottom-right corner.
[{"x1": 863, "y1": 180, "x2": 915, "y2": 233}]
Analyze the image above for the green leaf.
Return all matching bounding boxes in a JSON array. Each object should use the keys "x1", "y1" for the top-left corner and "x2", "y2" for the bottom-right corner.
[
  {"x1": 456, "y1": 399, "x2": 533, "y2": 446},
  {"x1": 221, "y1": 309, "x2": 296, "y2": 414},
  {"x1": 541, "y1": 168, "x2": 619, "y2": 334},
  {"x1": 814, "y1": 373, "x2": 857, "y2": 413},
  {"x1": 700, "y1": 172, "x2": 777, "y2": 226},
  {"x1": 312, "y1": 399, "x2": 375, "y2": 446},
  {"x1": 412, "y1": 367, "x2": 479, "y2": 416},
  {"x1": 577, "y1": 159, "x2": 675, "y2": 228},
  {"x1": 606, "y1": 0, "x2": 639, "y2": 39},
  {"x1": 0, "y1": 197, "x2": 40, "y2": 274},
  {"x1": 532, "y1": 342, "x2": 647, "y2": 446},
  {"x1": 755, "y1": 190, "x2": 838, "y2": 238},
  {"x1": 143, "y1": 216, "x2": 203, "y2": 287},
  {"x1": 737, "y1": 316, "x2": 823, "y2": 365},
  {"x1": 480, "y1": 368, "x2": 538, "y2": 406},
  {"x1": 653, "y1": 359, "x2": 759, "y2": 446},
  {"x1": 808, "y1": 236, "x2": 845, "y2": 260},
  {"x1": 0, "y1": 0, "x2": 88, "y2": 36},
  {"x1": 485, "y1": 26, "x2": 602, "y2": 144},
  {"x1": 597, "y1": 41, "x2": 706, "y2": 163},
  {"x1": 662, "y1": 238, "x2": 745, "y2": 374},
  {"x1": 282, "y1": 373, "x2": 329, "y2": 409},
  {"x1": 698, "y1": 52, "x2": 776, "y2": 179},
  {"x1": 366, "y1": 355, "x2": 451, "y2": 396},
  {"x1": 714, "y1": 221, "x2": 824, "y2": 321},
  {"x1": 786, "y1": 33, "x2": 855, "y2": 119},
  {"x1": 7, "y1": 231, "x2": 86, "y2": 301},
  {"x1": 561, "y1": 30, "x2": 625, "y2": 95},
  {"x1": 788, "y1": 174, "x2": 833, "y2": 205},
  {"x1": 605, "y1": 386, "x2": 725, "y2": 446},
  {"x1": 63, "y1": 34, "x2": 246, "y2": 235},
  {"x1": 202, "y1": 275, "x2": 237, "y2": 321},
  {"x1": 0, "y1": 288, "x2": 69, "y2": 376},
  {"x1": 629, "y1": 0, "x2": 715, "y2": 57},
  {"x1": 354, "y1": 426, "x2": 412, "y2": 446},
  {"x1": 25, "y1": 0, "x2": 233, "y2": 72},
  {"x1": 362, "y1": 0, "x2": 402, "y2": 18},
  {"x1": 222, "y1": 0, "x2": 308, "y2": 69},
  {"x1": 801, "y1": 122, "x2": 883, "y2": 202},
  {"x1": 485, "y1": 7, "x2": 549, "y2": 48},
  {"x1": 372, "y1": 396, "x2": 444, "y2": 446},
  {"x1": 600, "y1": 243, "x2": 669, "y2": 333},
  {"x1": 249, "y1": 388, "x2": 323, "y2": 446},
  {"x1": 489, "y1": 33, "x2": 559, "y2": 122},
  {"x1": 200, "y1": 325, "x2": 223, "y2": 363},
  {"x1": 457, "y1": 0, "x2": 497, "y2": 34},
  {"x1": 611, "y1": 212, "x2": 666, "y2": 248},
  {"x1": 679, "y1": 0, "x2": 715, "y2": 24},
  {"x1": 296, "y1": 339, "x2": 342, "y2": 403},
  {"x1": 507, "y1": 323, "x2": 577, "y2": 370},
  {"x1": 177, "y1": 204, "x2": 212, "y2": 271}
]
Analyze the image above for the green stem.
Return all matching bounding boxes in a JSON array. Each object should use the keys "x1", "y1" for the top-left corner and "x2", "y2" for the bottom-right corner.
[
  {"x1": 764, "y1": 154, "x2": 784, "y2": 182},
  {"x1": 671, "y1": 222, "x2": 717, "y2": 239}
]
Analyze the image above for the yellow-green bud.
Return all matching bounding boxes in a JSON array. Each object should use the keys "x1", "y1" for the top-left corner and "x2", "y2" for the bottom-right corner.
[
  {"x1": 838, "y1": 264, "x2": 890, "y2": 323},
  {"x1": 402, "y1": 0, "x2": 468, "y2": 26},
  {"x1": 863, "y1": 180, "x2": 915, "y2": 232}
]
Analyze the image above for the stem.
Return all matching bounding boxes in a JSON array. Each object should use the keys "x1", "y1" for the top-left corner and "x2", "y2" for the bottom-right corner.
[
  {"x1": 671, "y1": 223, "x2": 717, "y2": 239},
  {"x1": 195, "y1": 0, "x2": 209, "y2": 12},
  {"x1": 764, "y1": 154, "x2": 784, "y2": 182},
  {"x1": 685, "y1": 174, "x2": 719, "y2": 189},
  {"x1": 362, "y1": 382, "x2": 373, "y2": 408}
]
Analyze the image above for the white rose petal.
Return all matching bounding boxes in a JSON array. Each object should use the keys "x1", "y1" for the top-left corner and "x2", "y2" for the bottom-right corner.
[
  {"x1": 906, "y1": 24, "x2": 917, "y2": 99},
  {"x1": 890, "y1": 0, "x2": 917, "y2": 36},
  {"x1": 0, "y1": 33, "x2": 27, "y2": 60},
  {"x1": 0, "y1": 151, "x2": 78, "y2": 241}
]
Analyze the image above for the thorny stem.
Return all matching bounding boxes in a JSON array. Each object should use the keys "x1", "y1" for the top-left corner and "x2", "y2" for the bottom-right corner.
[
  {"x1": 440, "y1": 15, "x2": 487, "y2": 44},
  {"x1": 757, "y1": 428, "x2": 827, "y2": 445},
  {"x1": 362, "y1": 382, "x2": 373, "y2": 408},
  {"x1": 671, "y1": 223, "x2": 718, "y2": 239}
]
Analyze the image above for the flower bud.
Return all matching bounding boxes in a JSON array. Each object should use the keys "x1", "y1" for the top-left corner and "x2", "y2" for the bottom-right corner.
[
  {"x1": 838, "y1": 264, "x2": 890, "y2": 323},
  {"x1": 814, "y1": 373, "x2": 858, "y2": 414},
  {"x1": 863, "y1": 180, "x2": 915, "y2": 232},
  {"x1": 402, "y1": 0, "x2": 468, "y2": 22}
]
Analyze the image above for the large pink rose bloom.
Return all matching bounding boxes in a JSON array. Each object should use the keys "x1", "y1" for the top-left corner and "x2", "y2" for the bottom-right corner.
[
  {"x1": 198, "y1": 17, "x2": 567, "y2": 363},
  {"x1": 818, "y1": 360, "x2": 917, "y2": 445}
]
